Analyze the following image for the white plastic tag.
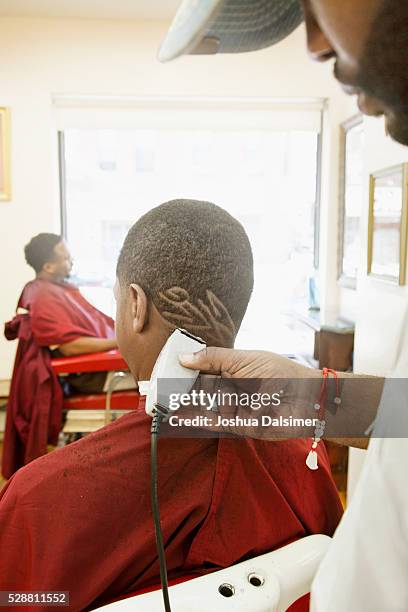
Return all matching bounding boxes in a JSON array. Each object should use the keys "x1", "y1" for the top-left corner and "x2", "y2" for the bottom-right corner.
[{"x1": 306, "y1": 450, "x2": 319, "y2": 471}]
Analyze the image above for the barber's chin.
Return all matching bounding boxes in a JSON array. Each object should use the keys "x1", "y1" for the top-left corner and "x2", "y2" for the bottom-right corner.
[
  {"x1": 384, "y1": 114, "x2": 408, "y2": 146},
  {"x1": 357, "y1": 92, "x2": 384, "y2": 117}
]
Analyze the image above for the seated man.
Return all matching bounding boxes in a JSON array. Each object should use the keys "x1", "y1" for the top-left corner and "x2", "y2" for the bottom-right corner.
[
  {"x1": 0, "y1": 201, "x2": 343, "y2": 611},
  {"x1": 2, "y1": 233, "x2": 117, "y2": 478}
]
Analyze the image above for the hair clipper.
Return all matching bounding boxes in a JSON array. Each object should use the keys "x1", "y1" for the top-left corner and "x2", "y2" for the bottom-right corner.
[{"x1": 145, "y1": 328, "x2": 206, "y2": 417}]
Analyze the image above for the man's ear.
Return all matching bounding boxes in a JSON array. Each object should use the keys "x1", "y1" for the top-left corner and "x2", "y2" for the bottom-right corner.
[
  {"x1": 43, "y1": 262, "x2": 56, "y2": 274},
  {"x1": 129, "y1": 284, "x2": 148, "y2": 333}
]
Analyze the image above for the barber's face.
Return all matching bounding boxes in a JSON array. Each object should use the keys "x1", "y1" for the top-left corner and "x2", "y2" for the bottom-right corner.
[{"x1": 302, "y1": 0, "x2": 408, "y2": 145}]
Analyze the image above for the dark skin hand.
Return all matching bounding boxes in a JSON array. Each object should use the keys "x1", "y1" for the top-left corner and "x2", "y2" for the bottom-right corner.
[{"x1": 179, "y1": 348, "x2": 384, "y2": 449}]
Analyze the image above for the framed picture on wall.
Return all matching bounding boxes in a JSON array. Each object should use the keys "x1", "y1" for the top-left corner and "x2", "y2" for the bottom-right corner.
[
  {"x1": 338, "y1": 114, "x2": 364, "y2": 289},
  {"x1": 0, "y1": 107, "x2": 11, "y2": 201},
  {"x1": 368, "y1": 163, "x2": 408, "y2": 285}
]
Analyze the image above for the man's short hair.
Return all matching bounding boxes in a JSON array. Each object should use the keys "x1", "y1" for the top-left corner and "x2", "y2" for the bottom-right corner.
[
  {"x1": 24, "y1": 233, "x2": 62, "y2": 273},
  {"x1": 117, "y1": 199, "x2": 253, "y2": 346}
]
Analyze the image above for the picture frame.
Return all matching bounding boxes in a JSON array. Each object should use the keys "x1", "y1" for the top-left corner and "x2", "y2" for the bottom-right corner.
[
  {"x1": 0, "y1": 107, "x2": 11, "y2": 201},
  {"x1": 368, "y1": 163, "x2": 408, "y2": 285},
  {"x1": 338, "y1": 114, "x2": 364, "y2": 289}
]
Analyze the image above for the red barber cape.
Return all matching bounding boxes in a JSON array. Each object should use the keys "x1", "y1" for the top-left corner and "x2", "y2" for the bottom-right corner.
[
  {"x1": 2, "y1": 279, "x2": 115, "y2": 479},
  {"x1": 0, "y1": 399, "x2": 343, "y2": 612}
]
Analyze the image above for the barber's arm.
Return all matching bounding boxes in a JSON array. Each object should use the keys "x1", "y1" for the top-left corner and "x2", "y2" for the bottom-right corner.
[
  {"x1": 179, "y1": 347, "x2": 384, "y2": 450},
  {"x1": 58, "y1": 337, "x2": 118, "y2": 356}
]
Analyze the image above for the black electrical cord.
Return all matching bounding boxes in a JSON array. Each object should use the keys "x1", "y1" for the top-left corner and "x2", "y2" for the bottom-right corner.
[{"x1": 151, "y1": 411, "x2": 172, "y2": 612}]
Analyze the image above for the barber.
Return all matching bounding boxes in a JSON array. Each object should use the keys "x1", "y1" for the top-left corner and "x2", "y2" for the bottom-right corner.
[{"x1": 160, "y1": 1, "x2": 408, "y2": 609}]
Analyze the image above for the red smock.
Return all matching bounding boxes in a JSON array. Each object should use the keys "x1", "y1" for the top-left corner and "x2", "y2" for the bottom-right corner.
[
  {"x1": 2, "y1": 279, "x2": 115, "y2": 478},
  {"x1": 0, "y1": 396, "x2": 343, "y2": 611}
]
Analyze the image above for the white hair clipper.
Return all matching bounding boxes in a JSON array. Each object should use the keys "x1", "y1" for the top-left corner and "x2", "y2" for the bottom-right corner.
[{"x1": 144, "y1": 328, "x2": 206, "y2": 417}]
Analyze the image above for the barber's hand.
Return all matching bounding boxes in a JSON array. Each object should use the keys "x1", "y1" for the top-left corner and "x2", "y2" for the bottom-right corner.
[
  {"x1": 179, "y1": 347, "x2": 310, "y2": 380},
  {"x1": 175, "y1": 348, "x2": 320, "y2": 440}
]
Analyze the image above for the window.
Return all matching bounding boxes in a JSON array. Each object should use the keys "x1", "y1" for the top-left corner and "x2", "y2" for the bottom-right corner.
[{"x1": 59, "y1": 101, "x2": 321, "y2": 354}]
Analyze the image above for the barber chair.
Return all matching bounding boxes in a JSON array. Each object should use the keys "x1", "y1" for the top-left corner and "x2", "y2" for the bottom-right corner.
[
  {"x1": 94, "y1": 534, "x2": 330, "y2": 612},
  {"x1": 51, "y1": 350, "x2": 139, "y2": 434}
]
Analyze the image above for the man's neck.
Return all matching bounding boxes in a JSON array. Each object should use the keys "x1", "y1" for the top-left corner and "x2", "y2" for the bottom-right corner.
[{"x1": 36, "y1": 272, "x2": 64, "y2": 284}]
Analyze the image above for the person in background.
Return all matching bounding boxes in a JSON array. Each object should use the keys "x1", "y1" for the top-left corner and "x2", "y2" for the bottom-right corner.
[{"x1": 3, "y1": 233, "x2": 117, "y2": 478}]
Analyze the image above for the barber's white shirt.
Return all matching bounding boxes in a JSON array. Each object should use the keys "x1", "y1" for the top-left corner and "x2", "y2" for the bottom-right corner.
[{"x1": 311, "y1": 360, "x2": 408, "y2": 610}]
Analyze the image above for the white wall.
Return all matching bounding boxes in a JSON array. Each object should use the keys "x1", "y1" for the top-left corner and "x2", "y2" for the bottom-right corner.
[
  {"x1": 0, "y1": 16, "x2": 352, "y2": 379},
  {"x1": 353, "y1": 119, "x2": 408, "y2": 375},
  {"x1": 339, "y1": 116, "x2": 408, "y2": 368},
  {"x1": 342, "y1": 117, "x2": 408, "y2": 498},
  {"x1": 338, "y1": 114, "x2": 408, "y2": 380}
]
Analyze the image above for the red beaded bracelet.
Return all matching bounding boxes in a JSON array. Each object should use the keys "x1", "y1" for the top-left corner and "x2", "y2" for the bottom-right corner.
[{"x1": 306, "y1": 367, "x2": 341, "y2": 470}]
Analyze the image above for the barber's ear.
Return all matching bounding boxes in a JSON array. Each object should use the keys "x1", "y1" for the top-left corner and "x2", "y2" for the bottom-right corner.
[{"x1": 129, "y1": 284, "x2": 148, "y2": 333}]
